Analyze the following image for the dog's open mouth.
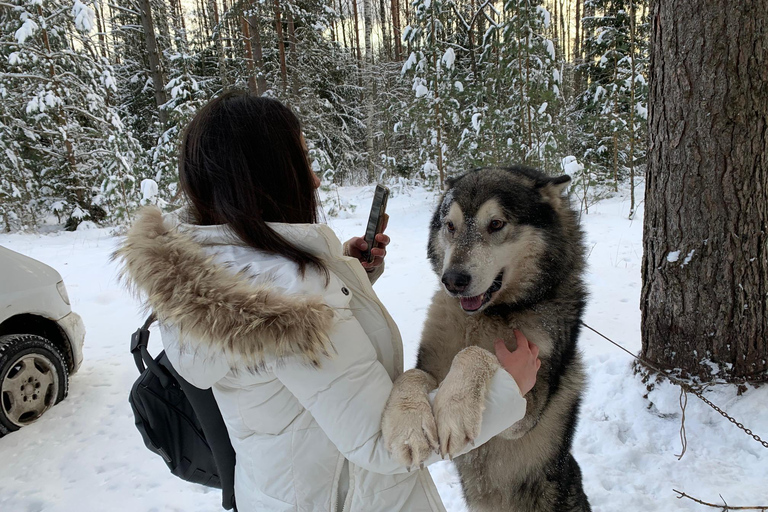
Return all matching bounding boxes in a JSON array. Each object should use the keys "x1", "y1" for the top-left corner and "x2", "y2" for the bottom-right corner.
[{"x1": 459, "y1": 272, "x2": 503, "y2": 312}]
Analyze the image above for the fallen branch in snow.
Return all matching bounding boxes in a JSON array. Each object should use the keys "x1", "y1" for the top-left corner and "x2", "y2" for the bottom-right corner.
[{"x1": 674, "y1": 489, "x2": 768, "y2": 510}]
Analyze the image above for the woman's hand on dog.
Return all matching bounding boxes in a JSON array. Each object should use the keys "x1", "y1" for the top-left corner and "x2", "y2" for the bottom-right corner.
[
  {"x1": 495, "y1": 331, "x2": 541, "y2": 396},
  {"x1": 344, "y1": 215, "x2": 390, "y2": 272}
]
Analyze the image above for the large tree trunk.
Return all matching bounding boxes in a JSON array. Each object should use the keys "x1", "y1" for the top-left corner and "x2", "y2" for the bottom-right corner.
[
  {"x1": 641, "y1": 0, "x2": 768, "y2": 382},
  {"x1": 137, "y1": 0, "x2": 168, "y2": 125}
]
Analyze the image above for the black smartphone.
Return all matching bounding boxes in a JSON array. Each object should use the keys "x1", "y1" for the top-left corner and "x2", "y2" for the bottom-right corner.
[{"x1": 362, "y1": 184, "x2": 390, "y2": 263}]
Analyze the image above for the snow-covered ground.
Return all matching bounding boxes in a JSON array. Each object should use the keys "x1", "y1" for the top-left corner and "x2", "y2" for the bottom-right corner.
[{"x1": 1, "y1": 186, "x2": 766, "y2": 512}]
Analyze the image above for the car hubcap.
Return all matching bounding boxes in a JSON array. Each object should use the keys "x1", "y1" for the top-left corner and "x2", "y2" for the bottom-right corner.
[{"x1": 1, "y1": 354, "x2": 59, "y2": 427}]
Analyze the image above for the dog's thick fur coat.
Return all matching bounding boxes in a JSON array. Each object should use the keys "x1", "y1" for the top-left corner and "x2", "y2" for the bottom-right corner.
[{"x1": 383, "y1": 167, "x2": 591, "y2": 512}]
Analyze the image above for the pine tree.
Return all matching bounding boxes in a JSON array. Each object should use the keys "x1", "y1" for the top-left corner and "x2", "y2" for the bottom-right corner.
[
  {"x1": 0, "y1": 0, "x2": 146, "y2": 229},
  {"x1": 577, "y1": 0, "x2": 648, "y2": 189}
]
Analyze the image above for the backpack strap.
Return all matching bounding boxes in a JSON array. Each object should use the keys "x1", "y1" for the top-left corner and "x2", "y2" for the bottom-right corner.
[{"x1": 130, "y1": 314, "x2": 170, "y2": 387}]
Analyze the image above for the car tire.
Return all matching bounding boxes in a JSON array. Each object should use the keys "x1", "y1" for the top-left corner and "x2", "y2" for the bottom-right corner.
[{"x1": 0, "y1": 334, "x2": 69, "y2": 437}]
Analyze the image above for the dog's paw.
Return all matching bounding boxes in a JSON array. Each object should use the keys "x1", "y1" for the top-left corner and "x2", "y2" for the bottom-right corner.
[
  {"x1": 433, "y1": 346, "x2": 499, "y2": 459},
  {"x1": 382, "y1": 369, "x2": 439, "y2": 469}
]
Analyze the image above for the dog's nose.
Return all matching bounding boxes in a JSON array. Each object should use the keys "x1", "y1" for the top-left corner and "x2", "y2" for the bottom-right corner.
[{"x1": 442, "y1": 271, "x2": 472, "y2": 294}]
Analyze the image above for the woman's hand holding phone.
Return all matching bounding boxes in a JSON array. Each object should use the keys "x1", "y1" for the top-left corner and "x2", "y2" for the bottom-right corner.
[{"x1": 344, "y1": 214, "x2": 390, "y2": 272}]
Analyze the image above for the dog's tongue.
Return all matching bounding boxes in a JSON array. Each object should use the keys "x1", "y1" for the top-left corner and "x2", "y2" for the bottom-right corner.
[{"x1": 460, "y1": 295, "x2": 484, "y2": 311}]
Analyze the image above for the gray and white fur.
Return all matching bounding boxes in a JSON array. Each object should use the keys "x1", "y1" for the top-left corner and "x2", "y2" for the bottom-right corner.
[{"x1": 383, "y1": 166, "x2": 590, "y2": 512}]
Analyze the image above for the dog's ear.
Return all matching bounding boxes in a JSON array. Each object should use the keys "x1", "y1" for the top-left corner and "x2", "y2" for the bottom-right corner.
[
  {"x1": 534, "y1": 175, "x2": 571, "y2": 204},
  {"x1": 445, "y1": 167, "x2": 485, "y2": 191}
]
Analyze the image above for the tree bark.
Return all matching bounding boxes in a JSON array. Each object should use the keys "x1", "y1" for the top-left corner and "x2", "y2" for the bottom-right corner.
[
  {"x1": 169, "y1": 0, "x2": 189, "y2": 55},
  {"x1": 137, "y1": 0, "x2": 168, "y2": 125},
  {"x1": 221, "y1": 0, "x2": 233, "y2": 55},
  {"x1": 287, "y1": 7, "x2": 299, "y2": 96},
  {"x1": 198, "y1": 0, "x2": 211, "y2": 43},
  {"x1": 339, "y1": 0, "x2": 349, "y2": 51},
  {"x1": 94, "y1": 0, "x2": 109, "y2": 59},
  {"x1": 641, "y1": 0, "x2": 768, "y2": 382},
  {"x1": 611, "y1": 57, "x2": 619, "y2": 190},
  {"x1": 379, "y1": 0, "x2": 390, "y2": 60},
  {"x1": 553, "y1": 0, "x2": 559, "y2": 59},
  {"x1": 208, "y1": 0, "x2": 229, "y2": 89},
  {"x1": 273, "y1": 0, "x2": 288, "y2": 91},
  {"x1": 628, "y1": 0, "x2": 636, "y2": 219},
  {"x1": 247, "y1": 3, "x2": 268, "y2": 95},
  {"x1": 351, "y1": 0, "x2": 362, "y2": 66},
  {"x1": 431, "y1": 1, "x2": 443, "y2": 187},
  {"x1": 574, "y1": 0, "x2": 582, "y2": 90},
  {"x1": 574, "y1": 0, "x2": 581, "y2": 59},
  {"x1": 241, "y1": 14, "x2": 257, "y2": 93},
  {"x1": 35, "y1": 5, "x2": 84, "y2": 207},
  {"x1": 107, "y1": 1, "x2": 121, "y2": 65},
  {"x1": 390, "y1": 0, "x2": 401, "y2": 60},
  {"x1": 363, "y1": 0, "x2": 375, "y2": 181}
]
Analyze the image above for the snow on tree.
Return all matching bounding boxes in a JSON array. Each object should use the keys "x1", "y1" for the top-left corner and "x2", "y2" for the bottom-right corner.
[
  {"x1": 0, "y1": 0, "x2": 146, "y2": 230},
  {"x1": 0, "y1": 0, "x2": 652, "y2": 229},
  {"x1": 577, "y1": 0, "x2": 648, "y2": 189}
]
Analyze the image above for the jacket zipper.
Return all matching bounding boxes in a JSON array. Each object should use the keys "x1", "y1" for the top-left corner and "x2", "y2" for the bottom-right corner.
[{"x1": 340, "y1": 463, "x2": 354, "y2": 512}]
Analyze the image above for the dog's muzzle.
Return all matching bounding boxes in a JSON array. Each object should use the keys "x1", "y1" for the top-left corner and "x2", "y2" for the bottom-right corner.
[{"x1": 443, "y1": 271, "x2": 504, "y2": 312}]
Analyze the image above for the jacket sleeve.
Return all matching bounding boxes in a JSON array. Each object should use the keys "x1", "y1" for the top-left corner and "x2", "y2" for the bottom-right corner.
[{"x1": 272, "y1": 273, "x2": 527, "y2": 475}]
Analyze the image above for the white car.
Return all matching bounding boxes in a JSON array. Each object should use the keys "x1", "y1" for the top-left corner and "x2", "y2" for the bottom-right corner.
[{"x1": 0, "y1": 246, "x2": 85, "y2": 436}]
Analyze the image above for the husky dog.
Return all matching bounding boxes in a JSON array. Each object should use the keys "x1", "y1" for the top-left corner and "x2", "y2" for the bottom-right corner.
[{"x1": 382, "y1": 166, "x2": 590, "y2": 511}]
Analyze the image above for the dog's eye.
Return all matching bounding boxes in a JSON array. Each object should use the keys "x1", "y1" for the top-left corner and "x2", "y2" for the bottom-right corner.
[
  {"x1": 446, "y1": 221, "x2": 456, "y2": 233},
  {"x1": 488, "y1": 220, "x2": 506, "y2": 233}
]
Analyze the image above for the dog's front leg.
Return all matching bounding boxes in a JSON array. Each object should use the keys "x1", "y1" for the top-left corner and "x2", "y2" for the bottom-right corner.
[
  {"x1": 382, "y1": 369, "x2": 439, "y2": 469},
  {"x1": 433, "y1": 346, "x2": 500, "y2": 459}
]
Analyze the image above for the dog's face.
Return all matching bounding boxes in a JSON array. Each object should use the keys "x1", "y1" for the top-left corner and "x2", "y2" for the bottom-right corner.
[{"x1": 428, "y1": 167, "x2": 571, "y2": 314}]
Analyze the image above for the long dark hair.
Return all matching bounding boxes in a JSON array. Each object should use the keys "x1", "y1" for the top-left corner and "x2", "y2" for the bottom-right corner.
[{"x1": 179, "y1": 91, "x2": 325, "y2": 276}]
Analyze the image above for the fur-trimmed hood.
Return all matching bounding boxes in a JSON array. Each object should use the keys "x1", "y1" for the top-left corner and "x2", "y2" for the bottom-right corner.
[{"x1": 114, "y1": 207, "x2": 337, "y2": 368}]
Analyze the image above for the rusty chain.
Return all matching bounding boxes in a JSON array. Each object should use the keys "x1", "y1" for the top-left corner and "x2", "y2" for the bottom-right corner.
[
  {"x1": 580, "y1": 321, "x2": 768, "y2": 451},
  {"x1": 689, "y1": 387, "x2": 768, "y2": 449}
]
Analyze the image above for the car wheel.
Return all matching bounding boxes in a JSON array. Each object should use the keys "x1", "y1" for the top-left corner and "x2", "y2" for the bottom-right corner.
[{"x1": 0, "y1": 334, "x2": 69, "y2": 436}]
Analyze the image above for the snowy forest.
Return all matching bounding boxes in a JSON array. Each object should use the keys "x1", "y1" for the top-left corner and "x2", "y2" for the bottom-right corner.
[{"x1": 0, "y1": 0, "x2": 647, "y2": 230}]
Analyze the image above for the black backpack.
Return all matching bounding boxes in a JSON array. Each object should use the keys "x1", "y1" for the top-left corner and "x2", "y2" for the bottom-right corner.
[{"x1": 129, "y1": 315, "x2": 237, "y2": 510}]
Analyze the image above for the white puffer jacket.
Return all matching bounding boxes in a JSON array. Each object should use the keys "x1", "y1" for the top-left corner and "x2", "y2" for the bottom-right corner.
[{"x1": 116, "y1": 207, "x2": 527, "y2": 512}]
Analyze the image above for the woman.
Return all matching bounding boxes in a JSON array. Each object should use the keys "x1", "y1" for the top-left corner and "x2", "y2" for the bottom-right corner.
[{"x1": 116, "y1": 92, "x2": 538, "y2": 512}]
